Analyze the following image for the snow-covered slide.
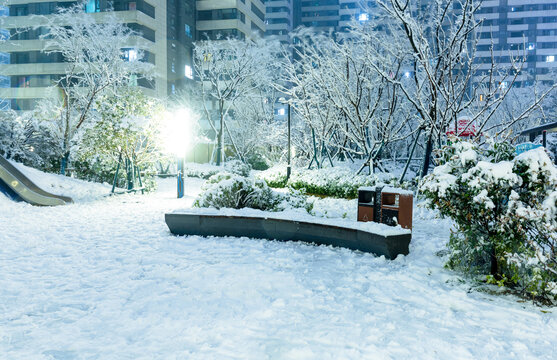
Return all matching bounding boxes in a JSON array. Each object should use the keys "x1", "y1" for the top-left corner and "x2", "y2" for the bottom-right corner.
[{"x1": 0, "y1": 155, "x2": 73, "y2": 206}]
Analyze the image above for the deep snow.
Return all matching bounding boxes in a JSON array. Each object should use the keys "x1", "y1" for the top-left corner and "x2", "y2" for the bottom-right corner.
[{"x1": 0, "y1": 167, "x2": 556, "y2": 359}]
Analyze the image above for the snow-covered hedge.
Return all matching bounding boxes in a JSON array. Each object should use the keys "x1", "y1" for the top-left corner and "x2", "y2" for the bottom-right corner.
[
  {"x1": 184, "y1": 160, "x2": 252, "y2": 179},
  {"x1": 182, "y1": 163, "x2": 221, "y2": 179},
  {"x1": 258, "y1": 165, "x2": 396, "y2": 198},
  {"x1": 223, "y1": 159, "x2": 251, "y2": 177},
  {"x1": 194, "y1": 172, "x2": 311, "y2": 212},
  {"x1": 420, "y1": 140, "x2": 557, "y2": 302}
]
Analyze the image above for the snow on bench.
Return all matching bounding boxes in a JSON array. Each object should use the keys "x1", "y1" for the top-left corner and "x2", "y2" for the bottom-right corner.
[{"x1": 165, "y1": 208, "x2": 411, "y2": 259}]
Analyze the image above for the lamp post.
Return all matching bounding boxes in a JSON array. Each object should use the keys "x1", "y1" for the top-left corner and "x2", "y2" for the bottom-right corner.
[
  {"x1": 177, "y1": 155, "x2": 184, "y2": 198},
  {"x1": 279, "y1": 97, "x2": 292, "y2": 181},
  {"x1": 164, "y1": 109, "x2": 192, "y2": 199}
]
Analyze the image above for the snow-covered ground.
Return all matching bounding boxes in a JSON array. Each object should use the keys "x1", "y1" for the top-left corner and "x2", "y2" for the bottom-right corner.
[{"x1": 0, "y1": 168, "x2": 556, "y2": 359}]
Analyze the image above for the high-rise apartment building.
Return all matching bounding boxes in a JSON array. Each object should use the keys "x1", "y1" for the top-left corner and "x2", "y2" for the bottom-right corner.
[
  {"x1": 474, "y1": 0, "x2": 557, "y2": 88},
  {"x1": 292, "y1": 0, "x2": 373, "y2": 33},
  {"x1": 0, "y1": 0, "x2": 197, "y2": 110},
  {"x1": 264, "y1": 0, "x2": 293, "y2": 43},
  {"x1": 0, "y1": 6, "x2": 10, "y2": 109},
  {"x1": 168, "y1": 0, "x2": 196, "y2": 95},
  {"x1": 339, "y1": 0, "x2": 374, "y2": 30},
  {"x1": 298, "y1": 0, "x2": 339, "y2": 32},
  {"x1": 195, "y1": 0, "x2": 266, "y2": 40}
]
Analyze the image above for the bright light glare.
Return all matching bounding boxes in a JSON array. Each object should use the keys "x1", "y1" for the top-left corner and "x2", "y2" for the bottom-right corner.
[{"x1": 162, "y1": 109, "x2": 193, "y2": 156}]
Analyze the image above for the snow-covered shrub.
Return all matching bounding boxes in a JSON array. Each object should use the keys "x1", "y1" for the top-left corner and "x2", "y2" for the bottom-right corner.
[
  {"x1": 183, "y1": 163, "x2": 221, "y2": 179},
  {"x1": 183, "y1": 161, "x2": 251, "y2": 179},
  {"x1": 258, "y1": 164, "x2": 289, "y2": 188},
  {"x1": 421, "y1": 139, "x2": 557, "y2": 301},
  {"x1": 258, "y1": 165, "x2": 379, "y2": 198},
  {"x1": 275, "y1": 187, "x2": 314, "y2": 213},
  {"x1": 194, "y1": 173, "x2": 279, "y2": 210},
  {"x1": 0, "y1": 107, "x2": 63, "y2": 171},
  {"x1": 224, "y1": 159, "x2": 252, "y2": 177},
  {"x1": 195, "y1": 173, "x2": 311, "y2": 212},
  {"x1": 245, "y1": 152, "x2": 269, "y2": 171}
]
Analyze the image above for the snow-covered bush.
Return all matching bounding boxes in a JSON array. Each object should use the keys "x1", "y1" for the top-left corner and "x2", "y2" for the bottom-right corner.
[
  {"x1": 258, "y1": 165, "x2": 381, "y2": 198},
  {"x1": 183, "y1": 161, "x2": 251, "y2": 180},
  {"x1": 183, "y1": 163, "x2": 221, "y2": 179},
  {"x1": 0, "y1": 106, "x2": 63, "y2": 171},
  {"x1": 195, "y1": 173, "x2": 278, "y2": 210},
  {"x1": 224, "y1": 159, "x2": 252, "y2": 177},
  {"x1": 195, "y1": 173, "x2": 311, "y2": 212},
  {"x1": 421, "y1": 139, "x2": 557, "y2": 301},
  {"x1": 258, "y1": 164, "x2": 289, "y2": 188}
]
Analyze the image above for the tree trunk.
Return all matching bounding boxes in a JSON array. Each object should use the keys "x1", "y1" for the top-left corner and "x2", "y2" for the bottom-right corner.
[
  {"x1": 60, "y1": 89, "x2": 71, "y2": 175},
  {"x1": 490, "y1": 246, "x2": 499, "y2": 279},
  {"x1": 60, "y1": 151, "x2": 70, "y2": 176},
  {"x1": 216, "y1": 101, "x2": 224, "y2": 166},
  {"x1": 420, "y1": 132, "x2": 433, "y2": 178},
  {"x1": 399, "y1": 127, "x2": 422, "y2": 183}
]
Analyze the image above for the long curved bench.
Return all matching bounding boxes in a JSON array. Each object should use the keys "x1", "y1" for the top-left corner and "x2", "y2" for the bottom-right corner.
[{"x1": 165, "y1": 210, "x2": 411, "y2": 259}]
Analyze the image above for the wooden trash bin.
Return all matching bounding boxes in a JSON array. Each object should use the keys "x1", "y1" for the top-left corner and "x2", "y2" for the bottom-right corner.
[
  {"x1": 380, "y1": 187, "x2": 413, "y2": 230},
  {"x1": 357, "y1": 186, "x2": 382, "y2": 223}
]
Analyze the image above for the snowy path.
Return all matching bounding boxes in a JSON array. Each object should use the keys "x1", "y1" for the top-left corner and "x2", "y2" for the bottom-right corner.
[{"x1": 0, "y1": 177, "x2": 556, "y2": 359}]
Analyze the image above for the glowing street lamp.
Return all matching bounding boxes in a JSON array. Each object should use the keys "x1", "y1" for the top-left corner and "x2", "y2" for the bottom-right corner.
[
  {"x1": 163, "y1": 109, "x2": 193, "y2": 198},
  {"x1": 278, "y1": 97, "x2": 292, "y2": 181}
]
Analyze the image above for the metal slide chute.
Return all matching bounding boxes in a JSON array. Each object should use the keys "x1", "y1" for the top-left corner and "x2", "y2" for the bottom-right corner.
[{"x1": 0, "y1": 155, "x2": 72, "y2": 206}]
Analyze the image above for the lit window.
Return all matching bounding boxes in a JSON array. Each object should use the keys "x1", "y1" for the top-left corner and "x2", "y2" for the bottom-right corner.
[
  {"x1": 547, "y1": 55, "x2": 555, "y2": 62},
  {"x1": 358, "y1": 13, "x2": 369, "y2": 22},
  {"x1": 129, "y1": 49, "x2": 137, "y2": 62},
  {"x1": 123, "y1": 48, "x2": 138, "y2": 62},
  {"x1": 185, "y1": 65, "x2": 193, "y2": 79},
  {"x1": 85, "y1": 0, "x2": 100, "y2": 13}
]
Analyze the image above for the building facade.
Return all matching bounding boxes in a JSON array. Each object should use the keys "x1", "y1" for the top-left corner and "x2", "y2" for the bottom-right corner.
[
  {"x1": 195, "y1": 0, "x2": 266, "y2": 40},
  {"x1": 167, "y1": 0, "x2": 196, "y2": 95},
  {"x1": 290, "y1": 0, "x2": 374, "y2": 33},
  {"x1": 474, "y1": 0, "x2": 557, "y2": 88},
  {"x1": 264, "y1": 0, "x2": 293, "y2": 43},
  {"x1": 338, "y1": 0, "x2": 375, "y2": 31},
  {"x1": 298, "y1": 0, "x2": 339, "y2": 32},
  {"x1": 0, "y1": 0, "x2": 199, "y2": 110}
]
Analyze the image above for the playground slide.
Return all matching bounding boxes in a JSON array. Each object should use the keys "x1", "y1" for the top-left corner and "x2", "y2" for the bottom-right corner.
[{"x1": 0, "y1": 155, "x2": 72, "y2": 206}]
